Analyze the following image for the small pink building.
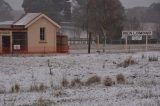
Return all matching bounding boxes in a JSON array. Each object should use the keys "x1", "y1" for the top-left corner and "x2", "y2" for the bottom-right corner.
[{"x1": 0, "y1": 13, "x2": 61, "y2": 54}]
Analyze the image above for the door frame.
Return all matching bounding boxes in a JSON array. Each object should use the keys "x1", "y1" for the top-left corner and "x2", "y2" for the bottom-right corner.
[{"x1": 2, "y1": 36, "x2": 11, "y2": 53}]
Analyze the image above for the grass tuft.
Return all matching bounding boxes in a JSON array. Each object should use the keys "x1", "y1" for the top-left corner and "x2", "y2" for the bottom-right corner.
[
  {"x1": 85, "y1": 75, "x2": 101, "y2": 86},
  {"x1": 103, "y1": 76, "x2": 113, "y2": 86},
  {"x1": 61, "y1": 78, "x2": 69, "y2": 87},
  {"x1": 116, "y1": 73, "x2": 125, "y2": 84}
]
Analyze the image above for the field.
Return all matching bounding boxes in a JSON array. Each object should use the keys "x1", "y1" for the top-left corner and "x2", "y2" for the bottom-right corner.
[{"x1": 0, "y1": 52, "x2": 160, "y2": 106}]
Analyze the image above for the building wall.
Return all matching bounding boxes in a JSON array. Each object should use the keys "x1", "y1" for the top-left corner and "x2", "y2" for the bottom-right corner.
[{"x1": 27, "y1": 17, "x2": 58, "y2": 53}]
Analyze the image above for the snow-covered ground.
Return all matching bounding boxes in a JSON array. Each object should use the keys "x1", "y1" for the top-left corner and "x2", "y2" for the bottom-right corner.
[{"x1": 0, "y1": 52, "x2": 160, "y2": 106}]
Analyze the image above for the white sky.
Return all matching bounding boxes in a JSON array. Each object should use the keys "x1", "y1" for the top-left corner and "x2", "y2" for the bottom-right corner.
[
  {"x1": 121, "y1": 0, "x2": 160, "y2": 8},
  {"x1": 5, "y1": 0, "x2": 160, "y2": 10}
]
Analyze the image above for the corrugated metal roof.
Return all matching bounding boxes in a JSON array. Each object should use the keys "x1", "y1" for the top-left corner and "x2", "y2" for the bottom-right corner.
[
  {"x1": 13, "y1": 13, "x2": 41, "y2": 26},
  {"x1": 0, "y1": 13, "x2": 60, "y2": 29}
]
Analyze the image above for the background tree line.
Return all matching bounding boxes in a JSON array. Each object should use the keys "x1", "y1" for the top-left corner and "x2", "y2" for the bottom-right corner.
[
  {"x1": 125, "y1": 3, "x2": 160, "y2": 29},
  {"x1": 0, "y1": 0, "x2": 13, "y2": 21},
  {"x1": 0, "y1": 0, "x2": 160, "y2": 41}
]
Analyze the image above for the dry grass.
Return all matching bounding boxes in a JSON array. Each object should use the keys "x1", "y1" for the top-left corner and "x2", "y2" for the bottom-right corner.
[
  {"x1": 142, "y1": 54, "x2": 145, "y2": 59},
  {"x1": 61, "y1": 78, "x2": 69, "y2": 87},
  {"x1": 116, "y1": 73, "x2": 125, "y2": 84},
  {"x1": 54, "y1": 90, "x2": 63, "y2": 97},
  {"x1": 0, "y1": 88, "x2": 5, "y2": 94},
  {"x1": 30, "y1": 84, "x2": 39, "y2": 92},
  {"x1": 118, "y1": 57, "x2": 137, "y2": 68},
  {"x1": 15, "y1": 84, "x2": 20, "y2": 92},
  {"x1": 103, "y1": 76, "x2": 113, "y2": 86},
  {"x1": 39, "y1": 83, "x2": 46, "y2": 91},
  {"x1": 30, "y1": 83, "x2": 46, "y2": 92},
  {"x1": 70, "y1": 78, "x2": 83, "y2": 87},
  {"x1": 85, "y1": 75, "x2": 101, "y2": 86},
  {"x1": 11, "y1": 86, "x2": 15, "y2": 93},
  {"x1": 11, "y1": 83, "x2": 20, "y2": 93},
  {"x1": 148, "y1": 56, "x2": 158, "y2": 62}
]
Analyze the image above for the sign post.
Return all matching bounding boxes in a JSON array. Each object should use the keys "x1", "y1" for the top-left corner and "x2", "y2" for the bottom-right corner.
[
  {"x1": 146, "y1": 35, "x2": 148, "y2": 51},
  {"x1": 122, "y1": 31, "x2": 152, "y2": 52},
  {"x1": 125, "y1": 36, "x2": 128, "y2": 51},
  {"x1": 88, "y1": 32, "x2": 91, "y2": 54}
]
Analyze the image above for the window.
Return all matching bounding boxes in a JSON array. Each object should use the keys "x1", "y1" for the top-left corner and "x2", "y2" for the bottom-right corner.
[{"x1": 40, "y1": 27, "x2": 45, "y2": 41}]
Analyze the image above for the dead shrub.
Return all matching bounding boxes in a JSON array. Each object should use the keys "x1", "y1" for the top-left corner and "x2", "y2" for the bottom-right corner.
[
  {"x1": 61, "y1": 78, "x2": 69, "y2": 87},
  {"x1": 15, "y1": 84, "x2": 20, "y2": 92},
  {"x1": 30, "y1": 84, "x2": 39, "y2": 92},
  {"x1": 54, "y1": 90, "x2": 62, "y2": 97},
  {"x1": 11, "y1": 83, "x2": 20, "y2": 93},
  {"x1": 37, "y1": 97, "x2": 44, "y2": 106},
  {"x1": 148, "y1": 56, "x2": 158, "y2": 62},
  {"x1": 0, "y1": 85, "x2": 5, "y2": 94},
  {"x1": 54, "y1": 89, "x2": 68, "y2": 97},
  {"x1": 11, "y1": 86, "x2": 15, "y2": 93},
  {"x1": 103, "y1": 76, "x2": 113, "y2": 86},
  {"x1": 142, "y1": 54, "x2": 145, "y2": 59},
  {"x1": 70, "y1": 78, "x2": 83, "y2": 87},
  {"x1": 85, "y1": 75, "x2": 101, "y2": 86},
  {"x1": 39, "y1": 83, "x2": 46, "y2": 91},
  {"x1": 116, "y1": 73, "x2": 125, "y2": 84},
  {"x1": 31, "y1": 97, "x2": 53, "y2": 106},
  {"x1": 118, "y1": 57, "x2": 137, "y2": 68}
]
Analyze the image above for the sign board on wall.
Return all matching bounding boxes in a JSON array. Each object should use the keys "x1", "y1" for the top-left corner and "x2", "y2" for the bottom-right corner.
[{"x1": 14, "y1": 45, "x2": 21, "y2": 50}]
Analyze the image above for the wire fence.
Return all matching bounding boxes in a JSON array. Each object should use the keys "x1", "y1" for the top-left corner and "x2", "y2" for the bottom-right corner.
[{"x1": 69, "y1": 43, "x2": 160, "y2": 54}]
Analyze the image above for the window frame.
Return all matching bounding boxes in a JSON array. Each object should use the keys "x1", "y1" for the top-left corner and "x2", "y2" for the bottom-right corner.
[{"x1": 40, "y1": 27, "x2": 46, "y2": 41}]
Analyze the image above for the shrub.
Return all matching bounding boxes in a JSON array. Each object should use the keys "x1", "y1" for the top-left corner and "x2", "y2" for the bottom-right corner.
[
  {"x1": 31, "y1": 97, "x2": 53, "y2": 106},
  {"x1": 15, "y1": 84, "x2": 20, "y2": 92},
  {"x1": 50, "y1": 80, "x2": 54, "y2": 88},
  {"x1": 39, "y1": 83, "x2": 46, "y2": 91},
  {"x1": 0, "y1": 85, "x2": 5, "y2": 94},
  {"x1": 142, "y1": 54, "x2": 145, "y2": 59},
  {"x1": 118, "y1": 57, "x2": 137, "y2": 68},
  {"x1": 148, "y1": 56, "x2": 158, "y2": 62},
  {"x1": 116, "y1": 73, "x2": 125, "y2": 84},
  {"x1": 103, "y1": 76, "x2": 113, "y2": 86},
  {"x1": 85, "y1": 75, "x2": 101, "y2": 86},
  {"x1": 54, "y1": 90, "x2": 62, "y2": 97},
  {"x1": 30, "y1": 84, "x2": 39, "y2": 92},
  {"x1": 61, "y1": 78, "x2": 69, "y2": 87},
  {"x1": 70, "y1": 78, "x2": 83, "y2": 87},
  {"x1": 11, "y1": 83, "x2": 20, "y2": 93},
  {"x1": 11, "y1": 86, "x2": 15, "y2": 93}
]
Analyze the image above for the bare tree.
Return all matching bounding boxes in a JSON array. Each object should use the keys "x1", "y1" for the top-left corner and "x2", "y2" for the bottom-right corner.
[
  {"x1": 73, "y1": 0, "x2": 125, "y2": 52},
  {"x1": 0, "y1": 0, "x2": 13, "y2": 21},
  {"x1": 124, "y1": 16, "x2": 143, "y2": 31},
  {"x1": 156, "y1": 23, "x2": 160, "y2": 40}
]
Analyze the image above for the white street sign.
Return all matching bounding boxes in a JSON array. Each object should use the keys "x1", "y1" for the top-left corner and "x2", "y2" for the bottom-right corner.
[
  {"x1": 14, "y1": 45, "x2": 21, "y2": 50},
  {"x1": 122, "y1": 31, "x2": 152, "y2": 37},
  {"x1": 122, "y1": 31, "x2": 152, "y2": 52},
  {"x1": 132, "y1": 35, "x2": 142, "y2": 40}
]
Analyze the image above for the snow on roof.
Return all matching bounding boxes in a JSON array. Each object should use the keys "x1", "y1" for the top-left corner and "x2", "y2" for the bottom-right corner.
[
  {"x1": 13, "y1": 13, "x2": 41, "y2": 26},
  {"x1": 0, "y1": 21, "x2": 14, "y2": 25},
  {"x1": 0, "y1": 21, "x2": 14, "y2": 28},
  {"x1": 13, "y1": 13, "x2": 61, "y2": 28}
]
